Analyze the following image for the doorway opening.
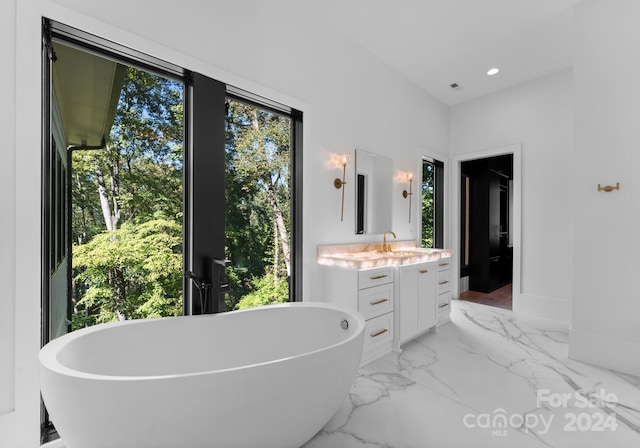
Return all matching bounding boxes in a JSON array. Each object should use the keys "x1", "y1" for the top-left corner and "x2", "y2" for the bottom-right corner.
[{"x1": 459, "y1": 154, "x2": 513, "y2": 310}]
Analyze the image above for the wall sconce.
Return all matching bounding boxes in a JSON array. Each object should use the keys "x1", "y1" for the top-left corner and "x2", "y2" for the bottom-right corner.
[
  {"x1": 333, "y1": 154, "x2": 350, "y2": 221},
  {"x1": 402, "y1": 172, "x2": 414, "y2": 223}
]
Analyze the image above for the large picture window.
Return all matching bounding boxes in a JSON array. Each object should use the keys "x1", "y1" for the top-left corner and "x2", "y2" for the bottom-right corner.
[{"x1": 41, "y1": 18, "x2": 302, "y2": 443}]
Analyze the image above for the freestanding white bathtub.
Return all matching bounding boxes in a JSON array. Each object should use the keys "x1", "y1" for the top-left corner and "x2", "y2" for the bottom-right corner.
[{"x1": 39, "y1": 302, "x2": 365, "y2": 448}]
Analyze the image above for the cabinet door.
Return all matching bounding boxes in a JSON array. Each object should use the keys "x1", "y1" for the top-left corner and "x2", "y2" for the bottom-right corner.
[
  {"x1": 399, "y1": 266, "x2": 420, "y2": 343},
  {"x1": 418, "y1": 265, "x2": 436, "y2": 328}
]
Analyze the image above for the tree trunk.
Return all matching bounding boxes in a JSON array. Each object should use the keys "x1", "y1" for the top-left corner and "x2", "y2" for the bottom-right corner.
[
  {"x1": 94, "y1": 150, "x2": 121, "y2": 231},
  {"x1": 273, "y1": 222, "x2": 279, "y2": 282},
  {"x1": 266, "y1": 184, "x2": 291, "y2": 277},
  {"x1": 109, "y1": 268, "x2": 127, "y2": 321},
  {"x1": 95, "y1": 164, "x2": 115, "y2": 231},
  {"x1": 249, "y1": 110, "x2": 291, "y2": 277},
  {"x1": 109, "y1": 151, "x2": 121, "y2": 229}
]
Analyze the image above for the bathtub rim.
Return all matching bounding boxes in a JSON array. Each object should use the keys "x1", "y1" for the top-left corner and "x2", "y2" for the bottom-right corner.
[{"x1": 39, "y1": 301, "x2": 365, "y2": 382}]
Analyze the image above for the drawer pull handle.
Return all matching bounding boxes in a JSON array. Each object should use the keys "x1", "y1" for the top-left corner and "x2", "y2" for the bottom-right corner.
[
  {"x1": 438, "y1": 303, "x2": 449, "y2": 309},
  {"x1": 370, "y1": 298, "x2": 389, "y2": 306},
  {"x1": 419, "y1": 269, "x2": 429, "y2": 274},
  {"x1": 370, "y1": 328, "x2": 389, "y2": 338},
  {"x1": 369, "y1": 274, "x2": 389, "y2": 280},
  {"x1": 438, "y1": 281, "x2": 449, "y2": 285},
  {"x1": 439, "y1": 262, "x2": 449, "y2": 267}
]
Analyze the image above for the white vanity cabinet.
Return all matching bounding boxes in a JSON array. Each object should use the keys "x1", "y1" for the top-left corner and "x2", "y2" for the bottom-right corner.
[
  {"x1": 318, "y1": 265, "x2": 395, "y2": 365},
  {"x1": 317, "y1": 242, "x2": 453, "y2": 363},
  {"x1": 436, "y1": 256, "x2": 452, "y2": 325},
  {"x1": 395, "y1": 260, "x2": 437, "y2": 346}
]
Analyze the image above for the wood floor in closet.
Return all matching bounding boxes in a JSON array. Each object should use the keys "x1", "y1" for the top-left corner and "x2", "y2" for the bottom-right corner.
[{"x1": 459, "y1": 283, "x2": 512, "y2": 310}]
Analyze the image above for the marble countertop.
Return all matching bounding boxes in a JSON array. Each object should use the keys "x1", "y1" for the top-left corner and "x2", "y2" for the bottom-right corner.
[{"x1": 317, "y1": 241, "x2": 452, "y2": 269}]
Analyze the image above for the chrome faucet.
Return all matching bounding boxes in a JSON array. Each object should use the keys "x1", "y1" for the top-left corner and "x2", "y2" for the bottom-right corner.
[{"x1": 382, "y1": 231, "x2": 396, "y2": 252}]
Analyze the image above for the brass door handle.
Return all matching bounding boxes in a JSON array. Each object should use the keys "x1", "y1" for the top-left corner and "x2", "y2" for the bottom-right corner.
[
  {"x1": 419, "y1": 269, "x2": 429, "y2": 274},
  {"x1": 438, "y1": 281, "x2": 449, "y2": 285},
  {"x1": 439, "y1": 303, "x2": 449, "y2": 309},
  {"x1": 370, "y1": 298, "x2": 389, "y2": 306},
  {"x1": 370, "y1": 274, "x2": 389, "y2": 280},
  {"x1": 597, "y1": 183, "x2": 619, "y2": 192}
]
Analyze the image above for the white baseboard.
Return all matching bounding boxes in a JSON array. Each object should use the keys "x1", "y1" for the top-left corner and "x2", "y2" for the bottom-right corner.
[
  {"x1": 514, "y1": 310, "x2": 570, "y2": 331},
  {"x1": 569, "y1": 328, "x2": 640, "y2": 377},
  {"x1": 459, "y1": 276, "x2": 469, "y2": 293},
  {"x1": 514, "y1": 292, "x2": 571, "y2": 327}
]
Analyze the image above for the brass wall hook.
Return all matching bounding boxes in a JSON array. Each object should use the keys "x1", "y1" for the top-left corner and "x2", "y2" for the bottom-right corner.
[{"x1": 597, "y1": 182, "x2": 620, "y2": 192}]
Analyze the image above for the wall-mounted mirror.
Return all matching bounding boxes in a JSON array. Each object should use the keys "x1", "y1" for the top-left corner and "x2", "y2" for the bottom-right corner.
[{"x1": 355, "y1": 149, "x2": 392, "y2": 234}]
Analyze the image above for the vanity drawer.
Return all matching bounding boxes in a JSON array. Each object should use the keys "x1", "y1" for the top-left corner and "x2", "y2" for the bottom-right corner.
[
  {"x1": 437, "y1": 258, "x2": 451, "y2": 272},
  {"x1": 437, "y1": 291, "x2": 451, "y2": 324},
  {"x1": 437, "y1": 269, "x2": 451, "y2": 293},
  {"x1": 363, "y1": 312, "x2": 393, "y2": 349},
  {"x1": 437, "y1": 291, "x2": 451, "y2": 309},
  {"x1": 358, "y1": 266, "x2": 394, "y2": 289},
  {"x1": 358, "y1": 283, "x2": 394, "y2": 320},
  {"x1": 437, "y1": 307, "x2": 450, "y2": 324}
]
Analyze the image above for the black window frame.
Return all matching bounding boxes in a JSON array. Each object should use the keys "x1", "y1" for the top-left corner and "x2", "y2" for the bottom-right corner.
[{"x1": 421, "y1": 157, "x2": 444, "y2": 249}]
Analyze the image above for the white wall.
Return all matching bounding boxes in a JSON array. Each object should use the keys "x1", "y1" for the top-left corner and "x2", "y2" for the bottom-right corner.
[
  {"x1": 6, "y1": 1, "x2": 449, "y2": 445},
  {"x1": 570, "y1": 0, "x2": 640, "y2": 376},
  {"x1": 43, "y1": 0, "x2": 449, "y2": 295},
  {"x1": 449, "y1": 70, "x2": 573, "y2": 324},
  {"x1": 0, "y1": 0, "x2": 17, "y2": 443}
]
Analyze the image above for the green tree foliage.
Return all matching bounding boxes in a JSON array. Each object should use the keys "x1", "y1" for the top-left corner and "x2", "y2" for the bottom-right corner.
[
  {"x1": 71, "y1": 66, "x2": 184, "y2": 328},
  {"x1": 73, "y1": 218, "x2": 182, "y2": 327},
  {"x1": 72, "y1": 68, "x2": 293, "y2": 327},
  {"x1": 422, "y1": 162, "x2": 435, "y2": 248},
  {"x1": 225, "y1": 100, "x2": 291, "y2": 310},
  {"x1": 71, "y1": 67, "x2": 183, "y2": 238},
  {"x1": 235, "y1": 273, "x2": 289, "y2": 309}
]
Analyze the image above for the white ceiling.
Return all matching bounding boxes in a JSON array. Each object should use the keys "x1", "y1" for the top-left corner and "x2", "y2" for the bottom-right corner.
[{"x1": 311, "y1": 0, "x2": 583, "y2": 105}]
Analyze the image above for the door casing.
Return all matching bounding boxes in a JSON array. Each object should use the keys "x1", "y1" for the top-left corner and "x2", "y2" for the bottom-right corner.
[{"x1": 450, "y1": 144, "x2": 522, "y2": 311}]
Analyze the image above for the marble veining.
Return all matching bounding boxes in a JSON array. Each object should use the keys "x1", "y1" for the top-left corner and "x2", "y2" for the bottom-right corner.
[{"x1": 304, "y1": 300, "x2": 640, "y2": 448}]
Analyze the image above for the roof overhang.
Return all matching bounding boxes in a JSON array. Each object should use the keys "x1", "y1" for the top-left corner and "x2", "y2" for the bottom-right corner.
[{"x1": 51, "y1": 42, "x2": 126, "y2": 148}]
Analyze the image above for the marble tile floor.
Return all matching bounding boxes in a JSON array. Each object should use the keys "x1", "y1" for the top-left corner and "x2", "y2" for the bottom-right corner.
[{"x1": 304, "y1": 300, "x2": 640, "y2": 448}]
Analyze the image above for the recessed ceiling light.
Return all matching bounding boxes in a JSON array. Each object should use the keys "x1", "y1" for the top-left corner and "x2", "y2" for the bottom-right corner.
[{"x1": 487, "y1": 67, "x2": 500, "y2": 76}]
